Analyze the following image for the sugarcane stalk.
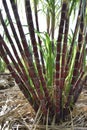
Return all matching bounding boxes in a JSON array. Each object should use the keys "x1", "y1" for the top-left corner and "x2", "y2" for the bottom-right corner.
[
  {"x1": 60, "y1": 11, "x2": 69, "y2": 89},
  {"x1": 55, "y1": 0, "x2": 67, "y2": 117},
  {"x1": 50, "y1": 0, "x2": 55, "y2": 53},
  {"x1": 2, "y1": 0, "x2": 48, "y2": 115},
  {"x1": 33, "y1": 0, "x2": 45, "y2": 74},
  {"x1": 25, "y1": 0, "x2": 53, "y2": 112},
  {"x1": 0, "y1": 34, "x2": 39, "y2": 107},
  {"x1": 10, "y1": 0, "x2": 48, "y2": 115},
  {"x1": 65, "y1": 3, "x2": 85, "y2": 107},
  {"x1": 64, "y1": 0, "x2": 82, "y2": 79},
  {"x1": 0, "y1": 10, "x2": 29, "y2": 80},
  {"x1": 0, "y1": 41, "x2": 39, "y2": 111},
  {"x1": 73, "y1": 70, "x2": 84, "y2": 104}
]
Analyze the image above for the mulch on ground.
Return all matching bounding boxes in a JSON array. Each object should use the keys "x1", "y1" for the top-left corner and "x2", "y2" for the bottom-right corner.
[{"x1": 0, "y1": 73, "x2": 87, "y2": 129}]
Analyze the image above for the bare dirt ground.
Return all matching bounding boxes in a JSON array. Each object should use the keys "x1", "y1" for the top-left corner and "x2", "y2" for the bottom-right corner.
[{"x1": 0, "y1": 73, "x2": 87, "y2": 130}]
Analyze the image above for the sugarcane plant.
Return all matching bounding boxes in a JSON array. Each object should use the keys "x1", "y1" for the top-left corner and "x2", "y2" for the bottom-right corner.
[{"x1": 0, "y1": 0, "x2": 87, "y2": 124}]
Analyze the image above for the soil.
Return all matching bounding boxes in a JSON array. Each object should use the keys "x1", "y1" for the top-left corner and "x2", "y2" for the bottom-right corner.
[{"x1": 0, "y1": 73, "x2": 87, "y2": 130}]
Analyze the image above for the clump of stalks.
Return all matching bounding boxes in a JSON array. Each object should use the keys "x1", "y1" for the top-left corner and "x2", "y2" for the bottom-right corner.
[{"x1": 0, "y1": 0, "x2": 87, "y2": 124}]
